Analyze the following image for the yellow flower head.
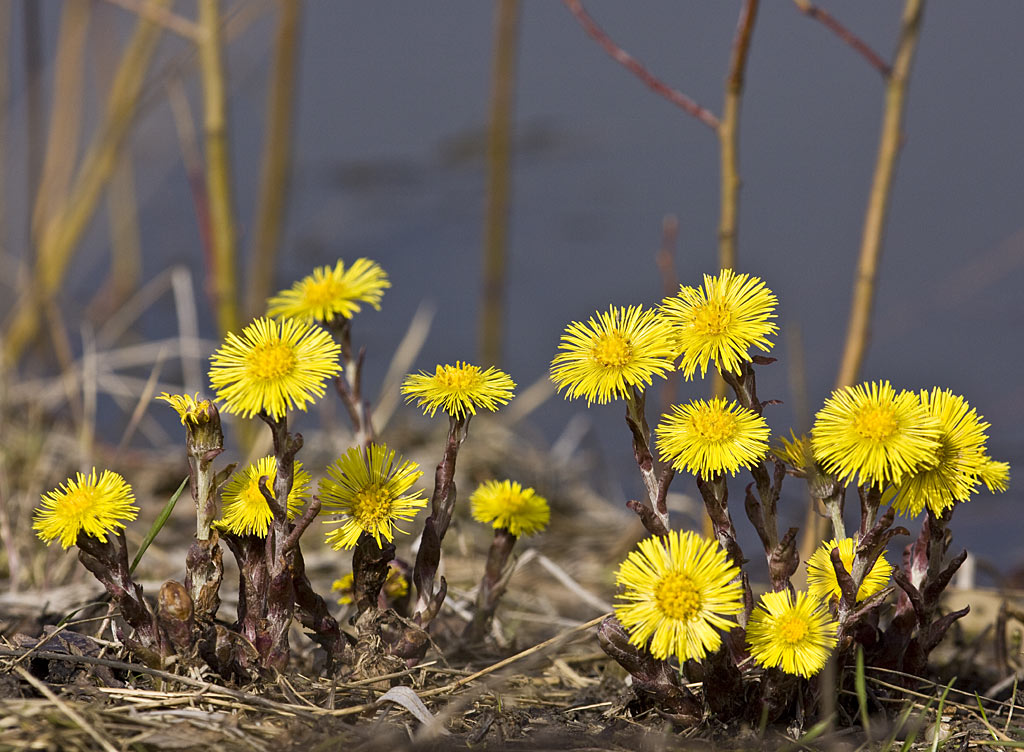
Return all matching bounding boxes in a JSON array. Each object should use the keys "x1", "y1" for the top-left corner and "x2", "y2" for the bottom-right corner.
[
  {"x1": 470, "y1": 479, "x2": 550, "y2": 537},
  {"x1": 34, "y1": 469, "x2": 139, "y2": 549},
  {"x1": 806, "y1": 537, "x2": 892, "y2": 604},
  {"x1": 746, "y1": 591, "x2": 837, "y2": 678},
  {"x1": 889, "y1": 389, "x2": 1004, "y2": 517},
  {"x1": 332, "y1": 566, "x2": 409, "y2": 605},
  {"x1": 401, "y1": 361, "x2": 515, "y2": 419},
  {"x1": 321, "y1": 443, "x2": 427, "y2": 549},
  {"x1": 157, "y1": 392, "x2": 214, "y2": 425},
  {"x1": 656, "y1": 397, "x2": 771, "y2": 480},
  {"x1": 209, "y1": 317, "x2": 341, "y2": 420},
  {"x1": 267, "y1": 258, "x2": 390, "y2": 325},
  {"x1": 550, "y1": 305, "x2": 676, "y2": 406},
  {"x1": 773, "y1": 430, "x2": 814, "y2": 471},
  {"x1": 811, "y1": 381, "x2": 941, "y2": 488},
  {"x1": 218, "y1": 456, "x2": 310, "y2": 537},
  {"x1": 660, "y1": 269, "x2": 779, "y2": 379},
  {"x1": 614, "y1": 529, "x2": 744, "y2": 663}
]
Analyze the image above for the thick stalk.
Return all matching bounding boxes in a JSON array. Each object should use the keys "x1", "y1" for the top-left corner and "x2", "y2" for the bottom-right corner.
[
  {"x1": 198, "y1": 0, "x2": 239, "y2": 335},
  {"x1": 835, "y1": 0, "x2": 925, "y2": 388},
  {"x1": 246, "y1": 0, "x2": 303, "y2": 320},
  {"x1": 479, "y1": 0, "x2": 519, "y2": 367}
]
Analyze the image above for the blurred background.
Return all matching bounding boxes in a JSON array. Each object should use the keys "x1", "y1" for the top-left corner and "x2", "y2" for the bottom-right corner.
[{"x1": 1, "y1": 1, "x2": 1022, "y2": 586}]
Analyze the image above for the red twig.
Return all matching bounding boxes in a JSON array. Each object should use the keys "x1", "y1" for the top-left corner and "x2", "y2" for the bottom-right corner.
[
  {"x1": 561, "y1": 0, "x2": 720, "y2": 131},
  {"x1": 794, "y1": 2, "x2": 891, "y2": 78}
]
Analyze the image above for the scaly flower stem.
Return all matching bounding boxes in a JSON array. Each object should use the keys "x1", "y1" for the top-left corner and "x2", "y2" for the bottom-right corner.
[
  {"x1": 695, "y1": 473, "x2": 753, "y2": 624},
  {"x1": 258, "y1": 411, "x2": 304, "y2": 670},
  {"x1": 465, "y1": 528, "x2": 517, "y2": 644},
  {"x1": 411, "y1": 415, "x2": 468, "y2": 623},
  {"x1": 352, "y1": 533, "x2": 396, "y2": 616},
  {"x1": 624, "y1": 387, "x2": 669, "y2": 530},
  {"x1": 333, "y1": 319, "x2": 374, "y2": 449}
]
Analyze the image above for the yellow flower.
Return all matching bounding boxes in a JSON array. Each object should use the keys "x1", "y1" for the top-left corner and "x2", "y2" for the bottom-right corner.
[
  {"x1": 34, "y1": 469, "x2": 138, "y2": 549},
  {"x1": 209, "y1": 317, "x2": 341, "y2": 420},
  {"x1": 745, "y1": 591, "x2": 837, "y2": 678},
  {"x1": 157, "y1": 392, "x2": 212, "y2": 425},
  {"x1": 470, "y1": 479, "x2": 550, "y2": 537},
  {"x1": 321, "y1": 444, "x2": 427, "y2": 549},
  {"x1": 218, "y1": 457, "x2": 310, "y2": 537},
  {"x1": 550, "y1": 305, "x2": 676, "y2": 406},
  {"x1": 401, "y1": 361, "x2": 515, "y2": 419},
  {"x1": 267, "y1": 258, "x2": 390, "y2": 324},
  {"x1": 806, "y1": 537, "x2": 892, "y2": 604},
  {"x1": 811, "y1": 381, "x2": 941, "y2": 488},
  {"x1": 773, "y1": 430, "x2": 814, "y2": 471},
  {"x1": 660, "y1": 268, "x2": 778, "y2": 379},
  {"x1": 614, "y1": 529, "x2": 743, "y2": 663},
  {"x1": 889, "y1": 389, "x2": 999, "y2": 517},
  {"x1": 332, "y1": 566, "x2": 409, "y2": 605},
  {"x1": 655, "y1": 397, "x2": 770, "y2": 480}
]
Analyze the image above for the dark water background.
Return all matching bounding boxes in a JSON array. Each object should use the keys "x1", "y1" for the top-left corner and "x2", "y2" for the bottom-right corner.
[{"x1": 4, "y1": 2, "x2": 1023, "y2": 576}]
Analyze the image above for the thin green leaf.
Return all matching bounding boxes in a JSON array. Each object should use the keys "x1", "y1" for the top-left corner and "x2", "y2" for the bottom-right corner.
[
  {"x1": 930, "y1": 676, "x2": 956, "y2": 752},
  {"x1": 856, "y1": 646, "x2": 871, "y2": 738},
  {"x1": 130, "y1": 476, "x2": 188, "y2": 574}
]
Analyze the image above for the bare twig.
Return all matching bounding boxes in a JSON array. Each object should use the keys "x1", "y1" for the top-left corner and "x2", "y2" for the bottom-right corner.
[
  {"x1": 101, "y1": 0, "x2": 201, "y2": 40},
  {"x1": 792, "y1": 0, "x2": 891, "y2": 78},
  {"x1": 561, "y1": 0, "x2": 719, "y2": 131}
]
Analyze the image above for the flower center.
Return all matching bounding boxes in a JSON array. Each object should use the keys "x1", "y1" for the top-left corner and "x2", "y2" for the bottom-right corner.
[
  {"x1": 60, "y1": 487, "x2": 96, "y2": 519},
  {"x1": 437, "y1": 364, "x2": 479, "y2": 391},
  {"x1": 692, "y1": 407, "x2": 737, "y2": 442},
  {"x1": 853, "y1": 405, "x2": 898, "y2": 441},
  {"x1": 777, "y1": 614, "x2": 809, "y2": 644},
  {"x1": 352, "y1": 485, "x2": 393, "y2": 528},
  {"x1": 693, "y1": 301, "x2": 732, "y2": 335},
  {"x1": 303, "y1": 277, "x2": 344, "y2": 306},
  {"x1": 654, "y1": 572, "x2": 702, "y2": 621},
  {"x1": 592, "y1": 331, "x2": 633, "y2": 368},
  {"x1": 249, "y1": 343, "x2": 297, "y2": 380}
]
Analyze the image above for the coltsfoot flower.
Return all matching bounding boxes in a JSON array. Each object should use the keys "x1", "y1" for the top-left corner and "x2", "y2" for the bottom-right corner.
[
  {"x1": 157, "y1": 392, "x2": 214, "y2": 425},
  {"x1": 614, "y1": 529, "x2": 743, "y2": 663},
  {"x1": 321, "y1": 444, "x2": 427, "y2": 549},
  {"x1": 806, "y1": 537, "x2": 892, "y2": 604},
  {"x1": 656, "y1": 397, "x2": 770, "y2": 480},
  {"x1": 34, "y1": 469, "x2": 138, "y2": 549},
  {"x1": 746, "y1": 591, "x2": 837, "y2": 677},
  {"x1": 549, "y1": 305, "x2": 676, "y2": 406},
  {"x1": 332, "y1": 566, "x2": 409, "y2": 605},
  {"x1": 470, "y1": 479, "x2": 550, "y2": 537},
  {"x1": 267, "y1": 258, "x2": 390, "y2": 324},
  {"x1": 660, "y1": 268, "x2": 778, "y2": 379},
  {"x1": 811, "y1": 381, "x2": 941, "y2": 488},
  {"x1": 209, "y1": 316, "x2": 341, "y2": 420},
  {"x1": 773, "y1": 430, "x2": 814, "y2": 472},
  {"x1": 889, "y1": 389, "x2": 1003, "y2": 517},
  {"x1": 979, "y1": 458, "x2": 1010, "y2": 493},
  {"x1": 218, "y1": 456, "x2": 310, "y2": 537},
  {"x1": 401, "y1": 361, "x2": 515, "y2": 419}
]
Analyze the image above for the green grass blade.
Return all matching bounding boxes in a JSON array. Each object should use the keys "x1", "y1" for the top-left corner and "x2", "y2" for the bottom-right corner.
[
  {"x1": 856, "y1": 646, "x2": 871, "y2": 738},
  {"x1": 130, "y1": 476, "x2": 188, "y2": 574},
  {"x1": 930, "y1": 676, "x2": 956, "y2": 752}
]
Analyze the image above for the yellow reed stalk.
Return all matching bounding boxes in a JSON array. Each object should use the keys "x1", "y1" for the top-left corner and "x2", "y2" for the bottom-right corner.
[
  {"x1": 32, "y1": 0, "x2": 90, "y2": 242},
  {"x1": 834, "y1": 0, "x2": 925, "y2": 389},
  {"x1": 245, "y1": 0, "x2": 303, "y2": 322},
  {"x1": 3, "y1": 0, "x2": 170, "y2": 369},
  {"x1": 198, "y1": 0, "x2": 240, "y2": 335},
  {"x1": 479, "y1": 0, "x2": 520, "y2": 367}
]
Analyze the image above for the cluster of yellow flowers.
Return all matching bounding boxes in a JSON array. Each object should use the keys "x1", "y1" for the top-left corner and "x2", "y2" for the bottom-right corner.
[
  {"x1": 33, "y1": 255, "x2": 547, "y2": 567},
  {"x1": 548, "y1": 268, "x2": 1009, "y2": 678}
]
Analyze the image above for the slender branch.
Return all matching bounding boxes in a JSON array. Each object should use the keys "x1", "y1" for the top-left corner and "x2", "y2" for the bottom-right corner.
[
  {"x1": 835, "y1": 0, "x2": 925, "y2": 389},
  {"x1": 561, "y1": 0, "x2": 719, "y2": 131},
  {"x1": 792, "y1": 0, "x2": 891, "y2": 78},
  {"x1": 101, "y1": 0, "x2": 202, "y2": 40}
]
